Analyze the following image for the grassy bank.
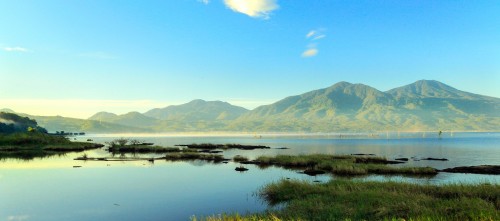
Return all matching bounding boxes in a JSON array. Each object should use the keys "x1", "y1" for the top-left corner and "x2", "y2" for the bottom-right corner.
[
  {"x1": 197, "y1": 179, "x2": 499, "y2": 221},
  {"x1": 253, "y1": 154, "x2": 437, "y2": 176},
  {"x1": 0, "y1": 132, "x2": 103, "y2": 159},
  {"x1": 108, "y1": 145, "x2": 184, "y2": 153},
  {"x1": 177, "y1": 143, "x2": 270, "y2": 150}
]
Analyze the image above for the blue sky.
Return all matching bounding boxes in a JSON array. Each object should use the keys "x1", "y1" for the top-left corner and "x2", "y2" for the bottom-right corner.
[{"x1": 1, "y1": 0, "x2": 499, "y2": 118}]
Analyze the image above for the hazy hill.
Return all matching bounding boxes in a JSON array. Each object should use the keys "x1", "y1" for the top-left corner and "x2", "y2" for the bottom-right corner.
[
  {"x1": 144, "y1": 99, "x2": 249, "y2": 121},
  {"x1": 88, "y1": 111, "x2": 158, "y2": 128},
  {"x1": 0, "y1": 110, "x2": 149, "y2": 133},
  {"x1": 229, "y1": 80, "x2": 500, "y2": 132},
  {"x1": 88, "y1": 112, "x2": 118, "y2": 121},
  {"x1": 3, "y1": 80, "x2": 499, "y2": 132}
]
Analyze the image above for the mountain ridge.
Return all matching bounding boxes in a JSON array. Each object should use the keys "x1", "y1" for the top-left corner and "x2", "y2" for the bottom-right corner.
[{"x1": 3, "y1": 80, "x2": 499, "y2": 132}]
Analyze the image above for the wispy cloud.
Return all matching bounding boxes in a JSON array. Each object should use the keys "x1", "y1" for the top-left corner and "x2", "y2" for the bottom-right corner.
[
  {"x1": 305, "y1": 28, "x2": 326, "y2": 40},
  {"x1": 7, "y1": 215, "x2": 30, "y2": 221},
  {"x1": 198, "y1": 0, "x2": 210, "y2": 5},
  {"x1": 78, "y1": 52, "x2": 117, "y2": 60},
  {"x1": 301, "y1": 28, "x2": 327, "y2": 58},
  {"x1": 3, "y1": 47, "x2": 30, "y2": 52},
  {"x1": 224, "y1": 0, "x2": 279, "y2": 19},
  {"x1": 302, "y1": 48, "x2": 318, "y2": 57}
]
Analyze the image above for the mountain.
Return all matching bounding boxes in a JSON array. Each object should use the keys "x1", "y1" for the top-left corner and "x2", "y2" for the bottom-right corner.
[
  {"x1": 4, "y1": 80, "x2": 499, "y2": 132},
  {"x1": 0, "y1": 112, "x2": 47, "y2": 133},
  {"x1": 0, "y1": 110, "x2": 149, "y2": 133},
  {"x1": 144, "y1": 99, "x2": 249, "y2": 121},
  {"x1": 88, "y1": 112, "x2": 118, "y2": 121},
  {"x1": 229, "y1": 80, "x2": 500, "y2": 132},
  {"x1": 88, "y1": 111, "x2": 158, "y2": 128},
  {"x1": 0, "y1": 108, "x2": 15, "y2": 113}
]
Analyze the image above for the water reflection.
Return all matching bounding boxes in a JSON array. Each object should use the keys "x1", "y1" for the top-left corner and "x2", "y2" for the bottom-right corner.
[{"x1": 0, "y1": 133, "x2": 499, "y2": 221}]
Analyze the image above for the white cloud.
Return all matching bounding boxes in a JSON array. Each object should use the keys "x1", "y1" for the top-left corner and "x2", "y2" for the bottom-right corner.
[
  {"x1": 198, "y1": 0, "x2": 210, "y2": 4},
  {"x1": 302, "y1": 29, "x2": 326, "y2": 58},
  {"x1": 301, "y1": 48, "x2": 318, "y2": 57},
  {"x1": 312, "y1": 34, "x2": 326, "y2": 40},
  {"x1": 224, "y1": 0, "x2": 279, "y2": 19},
  {"x1": 7, "y1": 215, "x2": 30, "y2": 221},
  {"x1": 3, "y1": 47, "x2": 29, "y2": 52},
  {"x1": 306, "y1": 29, "x2": 326, "y2": 40},
  {"x1": 306, "y1": 31, "x2": 316, "y2": 38}
]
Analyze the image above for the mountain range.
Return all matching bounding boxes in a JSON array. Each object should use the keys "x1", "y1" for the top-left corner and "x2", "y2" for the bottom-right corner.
[{"x1": 3, "y1": 80, "x2": 499, "y2": 132}]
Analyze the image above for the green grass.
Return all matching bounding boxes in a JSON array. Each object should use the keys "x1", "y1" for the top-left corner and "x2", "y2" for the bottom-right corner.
[
  {"x1": 163, "y1": 152, "x2": 226, "y2": 162},
  {"x1": 0, "y1": 132, "x2": 71, "y2": 146},
  {"x1": 254, "y1": 154, "x2": 437, "y2": 176},
  {"x1": 233, "y1": 155, "x2": 249, "y2": 162},
  {"x1": 260, "y1": 179, "x2": 499, "y2": 221},
  {"x1": 0, "y1": 132, "x2": 103, "y2": 159},
  {"x1": 108, "y1": 145, "x2": 184, "y2": 153},
  {"x1": 180, "y1": 143, "x2": 270, "y2": 150},
  {"x1": 197, "y1": 180, "x2": 499, "y2": 221}
]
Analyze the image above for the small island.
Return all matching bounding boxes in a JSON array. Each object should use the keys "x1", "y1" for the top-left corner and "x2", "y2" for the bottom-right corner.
[{"x1": 0, "y1": 112, "x2": 103, "y2": 159}]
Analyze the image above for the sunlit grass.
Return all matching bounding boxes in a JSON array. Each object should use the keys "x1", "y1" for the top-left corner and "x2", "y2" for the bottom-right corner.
[
  {"x1": 254, "y1": 154, "x2": 437, "y2": 176},
  {"x1": 196, "y1": 179, "x2": 499, "y2": 221}
]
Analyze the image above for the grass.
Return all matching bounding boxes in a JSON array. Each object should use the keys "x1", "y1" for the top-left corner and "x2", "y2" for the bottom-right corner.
[
  {"x1": 233, "y1": 155, "x2": 249, "y2": 162},
  {"x1": 108, "y1": 145, "x2": 184, "y2": 153},
  {"x1": 196, "y1": 180, "x2": 499, "y2": 221},
  {"x1": 259, "y1": 179, "x2": 499, "y2": 221},
  {"x1": 163, "y1": 152, "x2": 226, "y2": 162},
  {"x1": 0, "y1": 132, "x2": 72, "y2": 146},
  {"x1": 179, "y1": 143, "x2": 270, "y2": 150},
  {"x1": 0, "y1": 132, "x2": 103, "y2": 159},
  {"x1": 254, "y1": 154, "x2": 437, "y2": 176}
]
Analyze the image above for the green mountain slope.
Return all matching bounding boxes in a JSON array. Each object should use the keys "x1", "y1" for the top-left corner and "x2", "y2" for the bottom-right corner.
[
  {"x1": 88, "y1": 111, "x2": 158, "y2": 128},
  {"x1": 19, "y1": 114, "x2": 148, "y2": 133},
  {"x1": 144, "y1": 99, "x2": 249, "y2": 121},
  {"x1": 229, "y1": 80, "x2": 500, "y2": 132},
  {"x1": 4, "y1": 80, "x2": 499, "y2": 132}
]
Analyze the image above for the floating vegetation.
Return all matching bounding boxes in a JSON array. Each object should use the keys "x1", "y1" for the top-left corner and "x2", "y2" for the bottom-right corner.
[
  {"x1": 251, "y1": 154, "x2": 438, "y2": 176},
  {"x1": 176, "y1": 143, "x2": 271, "y2": 150}
]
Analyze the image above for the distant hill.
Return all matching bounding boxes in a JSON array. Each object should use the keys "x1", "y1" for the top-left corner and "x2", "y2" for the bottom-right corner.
[
  {"x1": 3, "y1": 80, "x2": 499, "y2": 132},
  {"x1": 0, "y1": 108, "x2": 15, "y2": 113},
  {"x1": 0, "y1": 110, "x2": 150, "y2": 133},
  {"x1": 88, "y1": 111, "x2": 158, "y2": 128},
  {"x1": 228, "y1": 80, "x2": 500, "y2": 132},
  {"x1": 29, "y1": 115, "x2": 150, "y2": 133},
  {"x1": 0, "y1": 112, "x2": 47, "y2": 133},
  {"x1": 144, "y1": 99, "x2": 249, "y2": 121}
]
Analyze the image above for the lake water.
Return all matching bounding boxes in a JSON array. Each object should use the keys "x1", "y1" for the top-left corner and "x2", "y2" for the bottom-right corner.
[{"x1": 1, "y1": 132, "x2": 499, "y2": 221}]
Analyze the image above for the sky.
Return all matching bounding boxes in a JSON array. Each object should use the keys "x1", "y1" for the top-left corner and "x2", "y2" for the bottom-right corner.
[{"x1": 1, "y1": 0, "x2": 499, "y2": 118}]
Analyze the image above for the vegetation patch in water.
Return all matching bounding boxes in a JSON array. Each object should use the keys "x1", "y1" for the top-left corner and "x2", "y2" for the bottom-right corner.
[
  {"x1": 176, "y1": 143, "x2": 271, "y2": 150},
  {"x1": 0, "y1": 132, "x2": 103, "y2": 159},
  {"x1": 197, "y1": 180, "x2": 499, "y2": 221},
  {"x1": 253, "y1": 154, "x2": 437, "y2": 176}
]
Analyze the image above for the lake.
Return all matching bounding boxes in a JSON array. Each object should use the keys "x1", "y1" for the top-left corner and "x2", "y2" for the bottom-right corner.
[{"x1": 1, "y1": 132, "x2": 499, "y2": 221}]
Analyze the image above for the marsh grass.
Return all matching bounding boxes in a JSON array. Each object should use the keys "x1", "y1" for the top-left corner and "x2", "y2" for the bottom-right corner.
[
  {"x1": 0, "y1": 132, "x2": 103, "y2": 159},
  {"x1": 163, "y1": 152, "x2": 225, "y2": 162},
  {"x1": 254, "y1": 154, "x2": 437, "y2": 176},
  {"x1": 108, "y1": 145, "x2": 182, "y2": 153},
  {"x1": 197, "y1": 180, "x2": 499, "y2": 220},
  {"x1": 0, "y1": 132, "x2": 71, "y2": 146},
  {"x1": 181, "y1": 143, "x2": 270, "y2": 150},
  {"x1": 191, "y1": 213, "x2": 289, "y2": 221},
  {"x1": 233, "y1": 155, "x2": 249, "y2": 162},
  {"x1": 257, "y1": 179, "x2": 499, "y2": 221}
]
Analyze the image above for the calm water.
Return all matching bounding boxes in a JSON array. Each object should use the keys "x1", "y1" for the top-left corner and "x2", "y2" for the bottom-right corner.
[{"x1": 1, "y1": 132, "x2": 499, "y2": 221}]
